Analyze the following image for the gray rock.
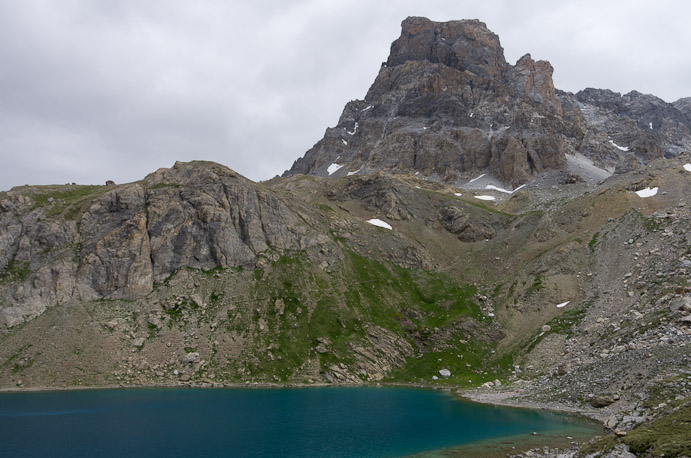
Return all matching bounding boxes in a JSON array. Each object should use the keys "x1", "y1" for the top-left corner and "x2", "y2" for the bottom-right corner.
[
  {"x1": 181, "y1": 352, "x2": 200, "y2": 365},
  {"x1": 604, "y1": 414, "x2": 618, "y2": 430},
  {"x1": 438, "y1": 206, "x2": 497, "y2": 242},
  {"x1": 590, "y1": 395, "x2": 615, "y2": 408},
  {"x1": 189, "y1": 294, "x2": 205, "y2": 308},
  {"x1": 132, "y1": 337, "x2": 146, "y2": 348},
  {"x1": 439, "y1": 368, "x2": 452, "y2": 378},
  {"x1": 104, "y1": 320, "x2": 119, "y2": 330},
  {"x1": 147, "y1": 315, "x2": 162, "y2": 328}
]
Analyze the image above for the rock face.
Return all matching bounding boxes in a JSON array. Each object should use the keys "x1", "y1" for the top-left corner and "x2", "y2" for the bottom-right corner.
[
  {"x1": 286, "y1": 17, "x2": 570, "y2": 186},
  {"x1": 438, "y1": 205, "x2": 496, "y2": 242},
  {"x1": 285, "y1": 17, "x2": 691, "y2": 186},
  {"x1": 558, "y1": 89, "x2": 691, "y2": 171},
  {"x1": 0, "y1": 161, "x2": 315, "y2": 326}
]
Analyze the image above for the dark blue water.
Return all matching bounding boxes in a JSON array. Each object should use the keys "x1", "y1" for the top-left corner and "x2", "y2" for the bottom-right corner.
[{"x1": 0, "y1": 387, "x2": 594, "y2": 458}]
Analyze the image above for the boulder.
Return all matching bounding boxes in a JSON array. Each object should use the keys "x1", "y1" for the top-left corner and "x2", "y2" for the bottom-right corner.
[
  {"x1": 181, "y1": 352, "x2": 200, "y2": 365},
  {"x1": 590, "y1": 395, "x2": 616, "y2": 408},
  {"x1": 132, "y1": 337, "x2": 145, "y2": 348}
]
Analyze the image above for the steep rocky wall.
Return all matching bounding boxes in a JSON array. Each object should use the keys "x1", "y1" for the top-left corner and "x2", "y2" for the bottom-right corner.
[
  {"x1": 0, "y1": 161, "x2": 316, "y2": 326},
  {"x1": 286, "y1": 17, "x2": 572, "y2": 186},
  {"x1": 286, "y1": 17, "x2": 690, "y2": 187}
]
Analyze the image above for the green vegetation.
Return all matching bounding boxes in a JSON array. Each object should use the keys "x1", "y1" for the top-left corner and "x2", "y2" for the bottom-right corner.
[
  {"x1": 387, "y1": 343, "x2": 505, "y2": 387},
  {"x1": 12, "y1": 356, "x2": 36, "y2": 374},
  {"x1": 205, "y1": 249, "x2": 493, "y2": 383},
  {"x1": 0, "y1": 343, "x2": 33, "y2": 373},
  {"x1": 588, "y1": 231, "x2": 600, "y2": 251},
  {"x1": 1, "y1": 259, "x2": 30, "y2": 283},
  {"x1": 526, "y1": 275, "x2": 544, "y2": 295},
  {"x1": 209, "y1": 291, "x2": 224, "y2": 305},
  {"x1": 345, "y1": 250, "x2": 481, "y2": 327},
  {"x1": 149, "y1": 182, "x2": 182, "y2": 190},
  {"x1": 163, "y1": 297, "x2": 199, "y2": 324},
  {"x1": 627, "y1": 208, "x2": 669, "y2": 233},
  {"x1": 25, "y1": 185, "x2": 106, "y2": 219},
  {"x1": 525, "y1": 307, "x2": 587, "y2": 353},
  {"x1": 316, "y1": 203, "x2": 334, "y2": 212},
  {"x1": 579, "y1": 376, "x2": 691, "y2": 456},
  {"x1": 546, "y1": 307, "x2": 587, "y2": 337},
  {"x1": 465, "y1": 199, "x2": 514, "y2": 217},
  {"x1": 578, "y1": 435, "x2": 619, "y2": 455},
  {"x1": 623, "y1": 402, "x2": 691, "y2": 457}
]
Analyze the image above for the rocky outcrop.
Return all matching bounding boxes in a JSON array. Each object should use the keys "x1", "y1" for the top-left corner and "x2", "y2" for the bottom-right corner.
[
  {"x1": 558, "y1": 89, "x2": 691, "y2": 171},
  {"x1": 286, "y1": 17, "x2": 690, "y2": 186},
  {"x1": 325, "y1": 174, "x2": 413, "y2": 220},
  {"x1": 323, "y1": 326, "x2": 414, "y2": 383},
  {"x1": 286, "y1": 17, "x2": 572, "y2": 186},
  {"x1": 0, "y1": 161, "x2": 316, "y2": 326},
  {"x1": 438, "y1": 205, "x2": 496, "y2": 242},
  {"x1": 142, "y1": 161, "x2": 310, "y2": 282}
]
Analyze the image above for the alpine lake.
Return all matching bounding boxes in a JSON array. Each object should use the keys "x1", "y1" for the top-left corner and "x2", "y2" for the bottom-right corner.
[{"x1": 0, "y1": 386, "x2": 600, "y2": 458}]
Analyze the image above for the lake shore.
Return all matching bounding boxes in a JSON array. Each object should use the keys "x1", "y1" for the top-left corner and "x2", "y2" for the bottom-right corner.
[
  {"x1": 0, "y1": 379, "x2": 607, "y2": 424},
  {"x1": 0, "y1": 384, "x2": 602, "y2": 458},
  {"x1": 1, "y1": 381, "x2": 605, "y2": 457}
]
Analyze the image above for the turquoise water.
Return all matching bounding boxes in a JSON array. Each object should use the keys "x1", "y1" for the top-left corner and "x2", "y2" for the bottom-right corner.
[{"x1": 0, "y1": 387, "x2": 595, "y2": 458}]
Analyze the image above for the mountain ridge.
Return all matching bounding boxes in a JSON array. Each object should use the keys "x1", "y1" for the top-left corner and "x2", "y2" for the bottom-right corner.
[{"x1": 285, "y1": 17, "x2": 691, "y2": 188}]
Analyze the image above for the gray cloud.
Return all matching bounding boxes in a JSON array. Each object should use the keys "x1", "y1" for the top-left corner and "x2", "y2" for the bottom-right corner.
[{"x1": 1, "y1": 0, "x2": 689, "y2": 190}]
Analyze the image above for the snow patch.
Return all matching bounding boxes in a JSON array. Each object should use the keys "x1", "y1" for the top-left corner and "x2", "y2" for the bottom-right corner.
[
  {"x1": 635, "y1": 187, "x2": 658, "y2": 198},
  {"x1": 468, "y1": 173, "x2": 486, "y2": 183},
  {"x1": 556, "y1": 301, "x2": 570, "y2": 308},
  {"x1": 327, "y1": 163, "x2": 343, "y2": 175},
  {"x1": 347, "y1": 122, "x2": 359, "y2": 135},
  {"x1": 609, "y1": 140, "x2": 629, "y2": 152},
  {"x1": 683, "y1": 163, "x2": 691, "y2": 172},
  {"x1": 367, "y1": 219, "x2": 392, "y2": 230},
  {"x1": 474, "y1": 195, "x2": 496, "y2": 201},
  {"x1": 347, "y1": 170, "x2": 359, "y2": 176},
  {"x1": 454, "y1": 192, "x2": 462, "y2": 196},
  {"x1": 341, "y1": 139, "x2": 347, "y2": 146},
  {"x1": 361, "y1": 106, "x2": 372, "y2": 112},
  {"x1": 484, "y1": 184, "x2": 526, "y2": 194},
  {"x1": 649, "y1": 122, "x2": 653, "y2": 130},
  {"x1": 469, "y1": 112, "x2": 474, "y2": 118},
  {"x1": 485, "y1": 185, "x2": 512, "y2": 194}
]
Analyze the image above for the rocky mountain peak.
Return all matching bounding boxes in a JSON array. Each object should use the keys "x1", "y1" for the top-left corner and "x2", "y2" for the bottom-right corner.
[
  {"x1": 144, "y1": 160, "x2": 242, "y2": 187},
  {"x1": 386, "y1": 17, "x2": 507, "y2": 82},
  {"x1": 286, "y1": 17, "x2": 690, "y2": 188},
  {"x1": 286, "y1": 17, "x2": 571, "y2": 187},
  {"x1": 673, "y1": 97, "x2": 691, "y2": 117}
]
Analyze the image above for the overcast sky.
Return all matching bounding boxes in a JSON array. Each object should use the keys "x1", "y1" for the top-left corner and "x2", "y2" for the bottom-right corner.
[{"x1": 1, "y1": 0, "x2": 689, "y2": 191}]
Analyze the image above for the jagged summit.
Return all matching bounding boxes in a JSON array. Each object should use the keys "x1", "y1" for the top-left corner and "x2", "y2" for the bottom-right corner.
[
  {"x1": 285, "y1": 17, "x2": 691, "y2": 187},
  {"x1": 384, "y1": 17, "x2": 506, "y2": 80}
]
